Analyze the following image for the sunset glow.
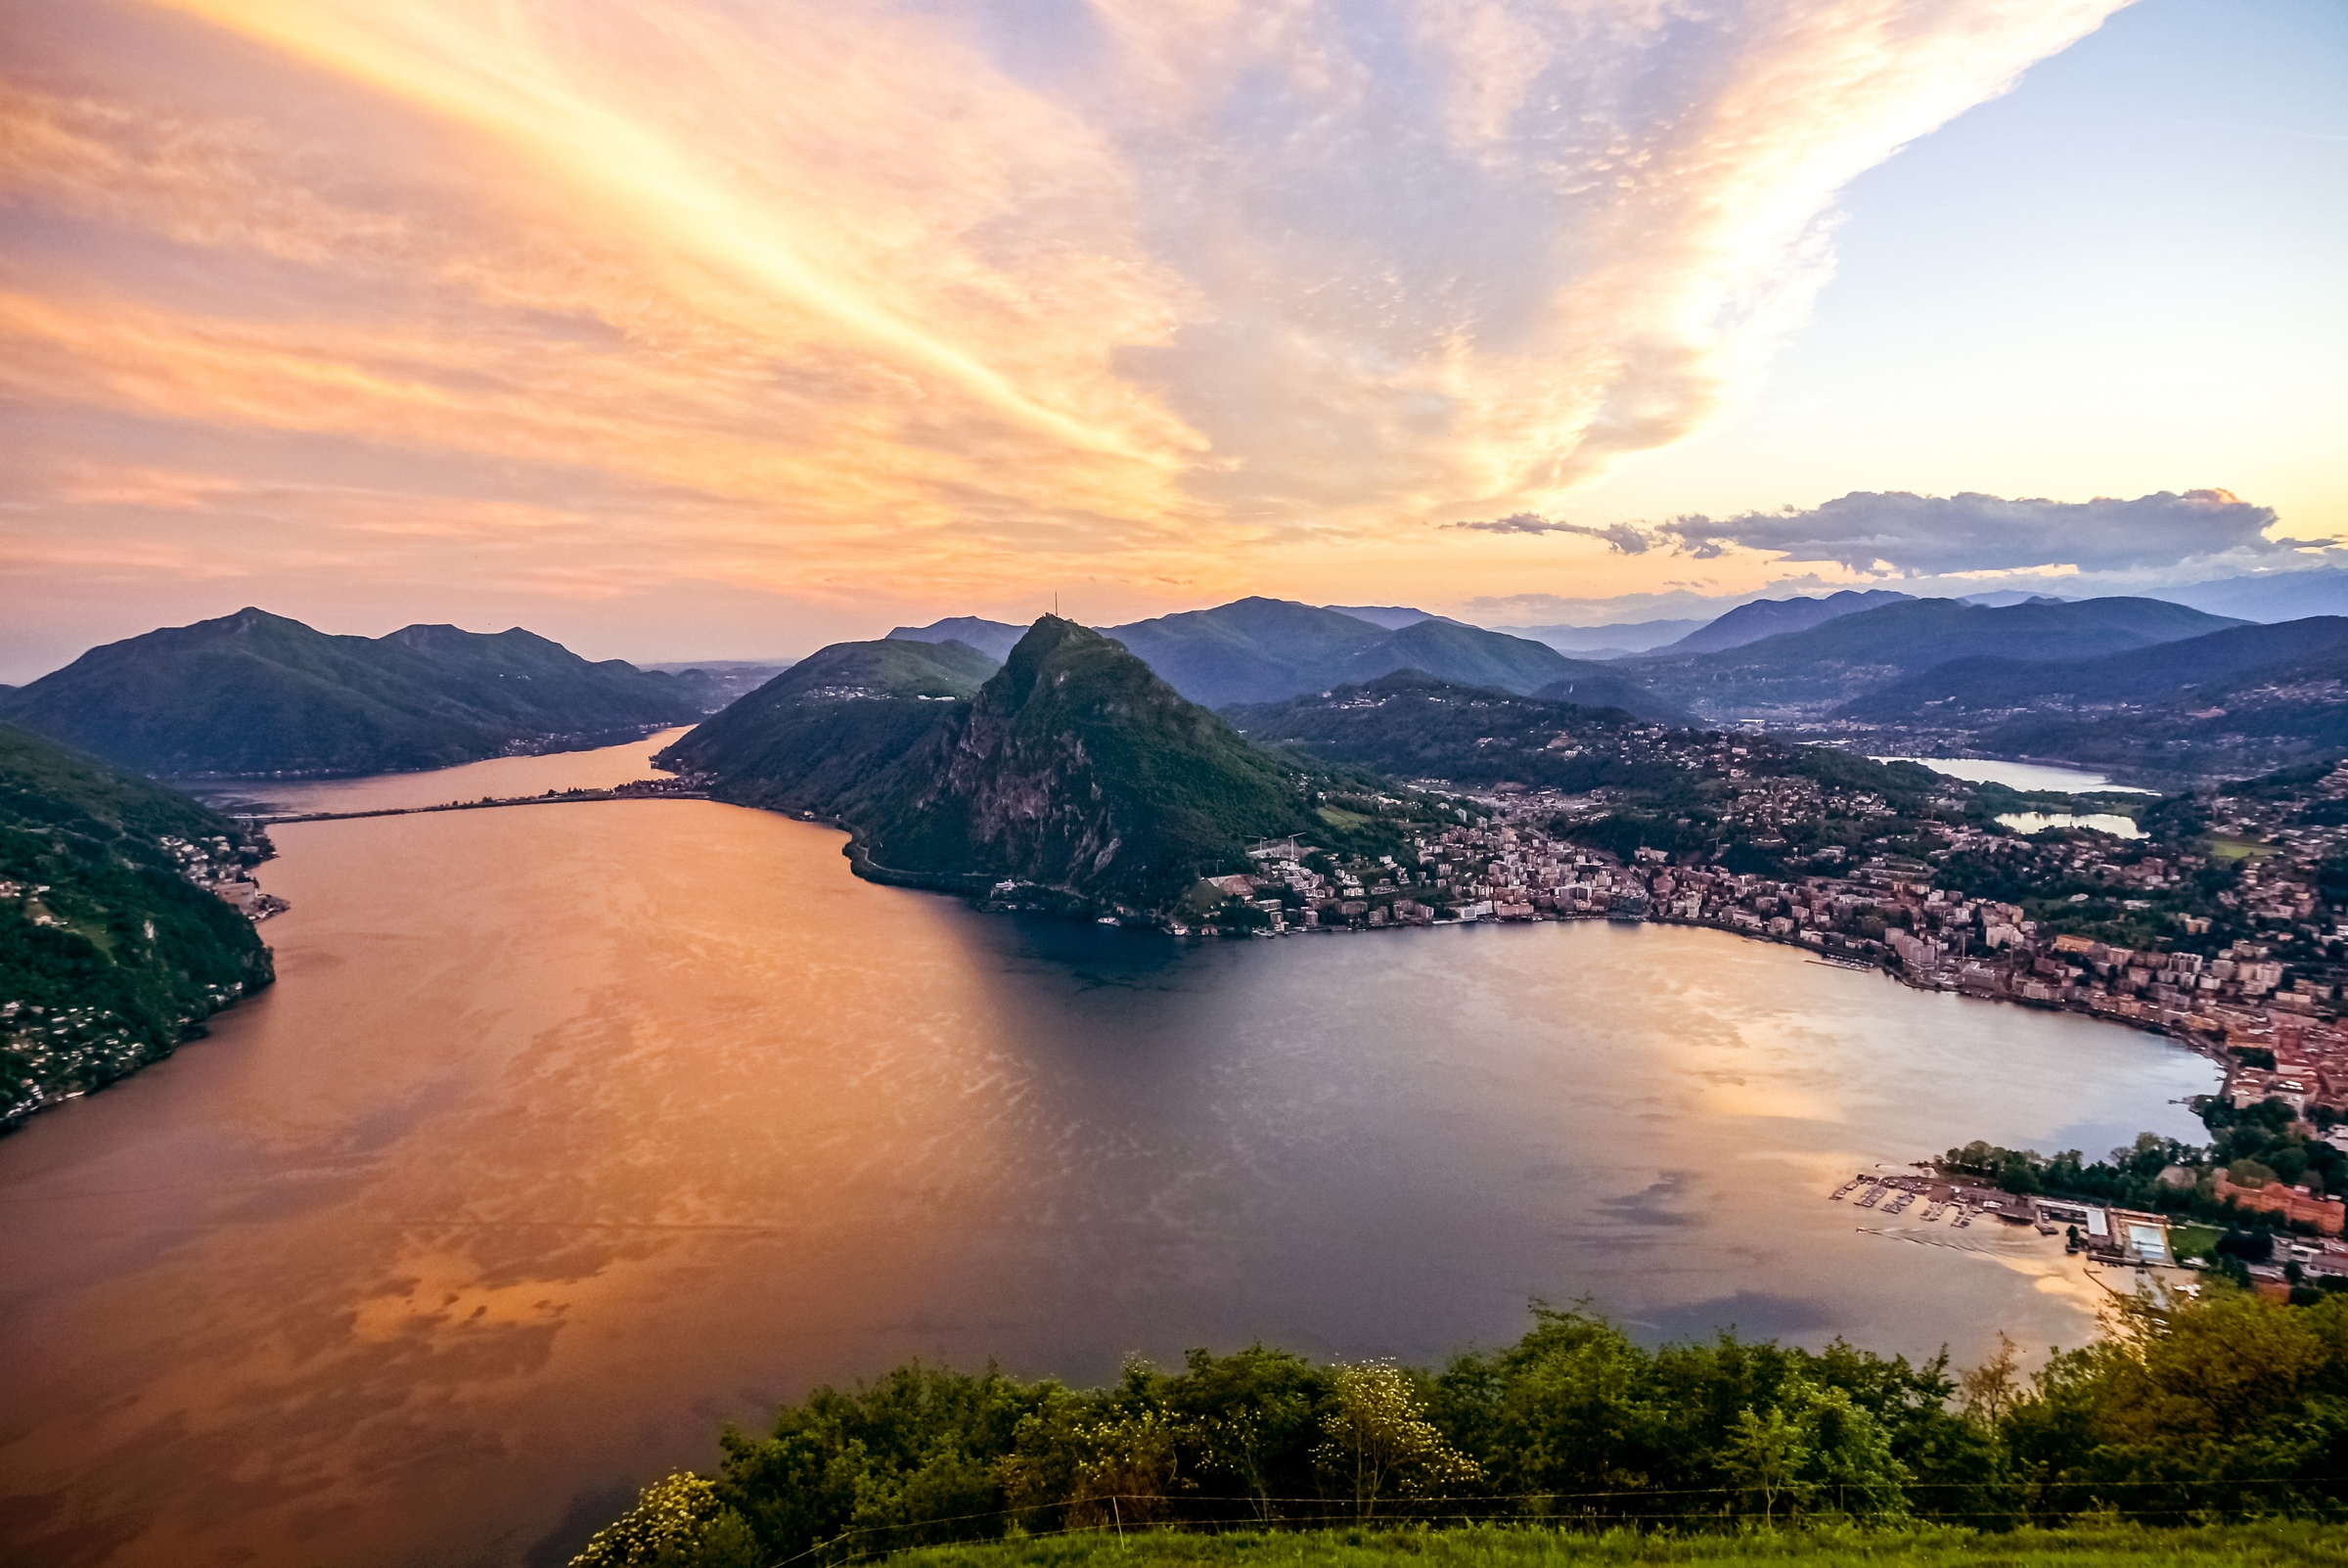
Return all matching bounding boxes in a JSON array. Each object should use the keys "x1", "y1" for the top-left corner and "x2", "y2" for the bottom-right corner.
[{"x1": 1, "y1": 0, "x2": 2339, "y2": 671}]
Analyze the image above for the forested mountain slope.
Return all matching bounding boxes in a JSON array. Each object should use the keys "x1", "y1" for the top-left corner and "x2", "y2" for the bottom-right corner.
[
  {"x1": 854, "y1": 618, "x2": 1314, "y2": 907},
  {"x1": 1, "y1": 721, "x2": 274, "y2": 1124},
  {"x1": 1228, "y1": 672, "x2": 1659, "y2": 792},
  {"x1": 656, "y1": 639, "x2": 1000, "y2": 815},
  {"x1": 0, "y1": 607, "x2": 718, "y2": 777}
]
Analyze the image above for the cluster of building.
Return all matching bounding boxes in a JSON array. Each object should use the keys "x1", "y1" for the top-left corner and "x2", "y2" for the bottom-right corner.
[
  {"x1": 3, "y1": 830, "x2": 275, "y2": 1126},
  {"x1": 1189, "y1": 761, "x2": 2348, "y2": 1080},
  {"x1": 1833, "y1": 1170, "x2": 2348, "y2": 1289},
  {"x1": 158, "y1": 833, "x2": 287, "y2": 919}
]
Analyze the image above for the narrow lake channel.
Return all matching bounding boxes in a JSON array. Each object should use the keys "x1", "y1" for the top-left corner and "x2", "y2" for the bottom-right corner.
[{"x1": 0, "y1": 739, "x2": 2217, "y2": 1567}]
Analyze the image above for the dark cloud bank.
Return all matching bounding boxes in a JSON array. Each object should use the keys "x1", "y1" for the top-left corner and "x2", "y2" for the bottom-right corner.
[{"x1": 1452, "y1": 489, "x2": 2317, "y2": 575}]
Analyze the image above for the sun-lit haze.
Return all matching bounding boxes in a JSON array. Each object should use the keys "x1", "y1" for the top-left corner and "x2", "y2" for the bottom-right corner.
[{"x1": 2, "y1": 0, "x2": 2342, "y2": 679}]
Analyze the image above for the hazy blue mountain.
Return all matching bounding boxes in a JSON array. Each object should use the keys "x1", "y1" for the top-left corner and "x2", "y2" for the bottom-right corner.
[
  {"x1": 2, "y1": 720, "x2": 275, "y2": 1120},
  {"x1": 1100, "y1": 596, "x2": 1629, "y2": 708},
  {"x1": 1488, "y1": 618, "x2": 1706, "y2": 656},
  {"x1": 1322, "y1": 605, "x2": 1456, "y2": 630},
  {"x1": 1837, "y1": 616, "x2": 2348, "y2": 722},
  {"x1": 1628, "y1": 597, "x2": 2245, "y2": 722},
  {"x1": 657, "y1": 639, "x2": 998, "y2": 815},
  {"x1": 888, "y1": 617, "x2": 1028, "y2": 661},
  {"x1": 639, "y1": 659, "x2": 794, "y2": 706},
  {"x1": 1832, "y1": 615, "x2": 2348, "y2": 780},
  {"x1": 1658, "y1": 589, "x2": 1917, "y2": 654},
  {"x1": 2156, "y1": 568, "x2": 2348, "y2": 624},
  {"x1": 1955, "y1": 591, "x2": 2070, "y2": 607},
  {"x1": 0, "y1": 608, "x2": 718, "y2": 778}
]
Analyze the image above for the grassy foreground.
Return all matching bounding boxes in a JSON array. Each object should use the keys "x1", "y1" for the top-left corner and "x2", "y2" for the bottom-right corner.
[{"x1": 888, "y1": 1523, "x2": 2348, "y2": 1568}]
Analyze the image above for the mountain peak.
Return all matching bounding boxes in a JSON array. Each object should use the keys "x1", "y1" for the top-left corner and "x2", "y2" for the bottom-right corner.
[{"x1": 851, "y1": 615, "x2": 1304, "y2": 906}]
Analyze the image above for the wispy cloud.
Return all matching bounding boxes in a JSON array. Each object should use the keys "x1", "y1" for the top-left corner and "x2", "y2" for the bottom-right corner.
[
  {"x1": 0, "y1": 0, "x2": 2131, "y2": 657},
  {"x1": 1448, "y1": 513, "x2": 1651, "y2": 553}
]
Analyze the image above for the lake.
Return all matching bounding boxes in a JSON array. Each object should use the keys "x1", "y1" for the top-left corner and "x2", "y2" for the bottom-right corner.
[
  {"x1": 184, "y1": 727, "x2": 696, "y2": 816},
  {"x1": 1994, "y1": 811, "x2": 2146, "y2": 840},
  {"x1": 0, "y1": 741, "x2": 2217, "y2": 1567},
  {"x1": 1873, "y1": 756, "x2": 2155, "y2": 795}
]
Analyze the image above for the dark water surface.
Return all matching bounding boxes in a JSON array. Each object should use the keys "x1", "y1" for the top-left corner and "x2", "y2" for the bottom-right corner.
[{"x1": 0, "y1": 776, "x2": 2214, "y2": 1566}]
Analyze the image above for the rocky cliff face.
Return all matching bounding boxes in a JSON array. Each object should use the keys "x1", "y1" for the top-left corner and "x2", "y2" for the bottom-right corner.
[{"x1": 859, "y1": 617, "x2": 1306, "y2": 907}]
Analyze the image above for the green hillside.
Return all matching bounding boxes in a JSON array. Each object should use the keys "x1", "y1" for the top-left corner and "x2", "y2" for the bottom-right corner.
[
  {"x1": 1627, "y1": 598, "x2": 2243, "y2": 722},
  {"x1": 855, "y1": 618, "x2": 1314, "y2": 907},
  {"x1": 1228, "y1": 672, "x2": 1664, "y2": 791},
  {"x1": 0, "y1": 606, "x2": 717, "y2": 777},
  {"x1": 1343, "y1": 619, "x2": 1647, "y2": 710},
  {"x1": 1, "y1": 721, "x2": 274, "y2": 1124},
  {"x1": 657, "y1": 639, "x2": 1000, "y2": 815}
]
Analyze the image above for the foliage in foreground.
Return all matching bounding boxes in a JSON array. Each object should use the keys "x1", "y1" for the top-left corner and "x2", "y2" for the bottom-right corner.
[
  {"x1": 570, "y1": 1289, "x2": 2348, "y2": 1568},
  {"x1": 888, "y1": 1520, "x2": 2348, "y2": 1568}
]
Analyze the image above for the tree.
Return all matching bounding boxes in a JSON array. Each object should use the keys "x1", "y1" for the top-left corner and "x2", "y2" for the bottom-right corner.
[
  {"x1": 1796, "y1": 1382, "x2": 1910, "y2": 1519},
  {"x1": 570, "y1": 1474, "x2": 727, "y2": 1568},
  {"x1": 1958, "y1": 1332, "x2": 2022, "y2": 1425},
  {"x1": 1722, "y1": 1404, "x2": 1807, "y2": 1521},
  {"x1": 1314, "y1": 1362, "x2": 1482, "y2": 1519},
  {"x1": 1065, "y1": 1408, "x2": 1190, "y2": 1527}
]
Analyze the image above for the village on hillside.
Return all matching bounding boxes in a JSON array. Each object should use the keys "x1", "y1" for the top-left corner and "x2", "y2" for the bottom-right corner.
[{"x1": 1163, "y1": 745, "x2": 2348, "y2": 1279}]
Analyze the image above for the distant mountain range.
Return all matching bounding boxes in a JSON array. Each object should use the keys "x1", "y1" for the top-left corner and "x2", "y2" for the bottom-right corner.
[
  {"x1": 1621, "y1": 596, "x2": 2244, "y2": 723},
  {"x1": 894, "y1": 598, "x2": 1671, "y2": 717},
  {"x1": 1831, "y1": 615, "x2": 2348, "y2": 782},
  {"x1": 671, "y1": 619, "x2": 1326, "y2": 909},
  {"x1": 0, "y1": 608, "x2": 730, "y2": 777},
  {"x1": 638, "y1": 659, "x2": 795, "y2": 704},
  {"x1": 886, "y1": 616, "x2": 1029, "y2": 662},
  {"x1": 1488, "y1": 618, "x2": 1706, "y2": 657},
  {"x1": 2156, "y1": 567, "x2": 2348, "y2": 624},
  {"x1": 1318, "y1": 605, "x2": 1461, "y2": 631},
  {"x1": 1652, "y1": 589, "x2": 1917, "y2": 655},
  {"x1": 22, "y1": 579, "x2": 2336, "y2": 805},
  {"x1": 1, "y1": 721, "x2": 276, "y2": 1120}
]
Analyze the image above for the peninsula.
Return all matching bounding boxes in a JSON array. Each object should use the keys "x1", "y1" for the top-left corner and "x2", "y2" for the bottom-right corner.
[{"x1": 1, "y1": 720, "x2": 278, "y2": 1126}]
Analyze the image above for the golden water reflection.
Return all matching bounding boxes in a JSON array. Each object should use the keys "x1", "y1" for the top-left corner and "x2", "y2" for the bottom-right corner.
[{"x1": 0, "y1": 789, "x2": 2216, "y2": 1566}]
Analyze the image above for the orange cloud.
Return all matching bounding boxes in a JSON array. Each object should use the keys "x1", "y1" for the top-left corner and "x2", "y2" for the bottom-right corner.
[{"x1": 0, "y1": 0, "x2": 2128, "y2": 633}]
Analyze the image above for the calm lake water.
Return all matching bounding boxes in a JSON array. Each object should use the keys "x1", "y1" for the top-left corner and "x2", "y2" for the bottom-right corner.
[
  {"x1": 1873, "y1": 756, "x2": 2155, "y2": 795},
  {"x1": 186, "y1": 728, "x2": 693, "y2": 816},
  {"x1": 0, "y1": 741, "x2": 2217, "y2": 1567},
  {"x1": 1994, "y1": 812, "x2": 2146, "y2": 839}
]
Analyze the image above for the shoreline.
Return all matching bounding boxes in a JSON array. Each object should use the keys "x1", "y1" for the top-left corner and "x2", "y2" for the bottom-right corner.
[{"x1": 235, "y1": 786, "x2": 2249, "y2": 1095}]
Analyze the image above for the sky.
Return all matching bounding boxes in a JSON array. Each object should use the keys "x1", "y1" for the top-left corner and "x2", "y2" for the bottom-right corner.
[{"x1": 0, "y1": 0, "x2": 2342, "y2": 679}]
